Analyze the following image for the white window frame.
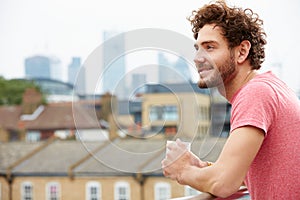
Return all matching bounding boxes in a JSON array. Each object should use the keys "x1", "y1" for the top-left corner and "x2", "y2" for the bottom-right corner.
[
  {"x1": 154, "y1": 182, "x2": 171, "y2": 200},
  {"x1": 0, "y1": 182, "x2": 2, "y2": 200},
  {"x1": 114, "y1": 181, "x2": 130, "y2": 200},
  {"x1": 26, "y1": 131, "x2": 41, "y2": 142},
  {"x1": 86, "y1": 181, "x2": 101, "y2": 200},
  {"x1": 21, "y1": 181, "x2": 33, "y2": 200},
  {"x1": 46, "y1": 182, "x2": 61, "y2": 200}
]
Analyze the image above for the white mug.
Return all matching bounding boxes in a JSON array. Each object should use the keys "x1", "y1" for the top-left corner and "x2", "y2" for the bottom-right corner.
[{"x1": 166, "y1": 140, "x2": 191, "y2": 154}]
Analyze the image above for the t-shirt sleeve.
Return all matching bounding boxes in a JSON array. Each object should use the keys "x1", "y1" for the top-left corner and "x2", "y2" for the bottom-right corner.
[{"x1": 230, "y1": 82, "x2": 278, "y2": 135}]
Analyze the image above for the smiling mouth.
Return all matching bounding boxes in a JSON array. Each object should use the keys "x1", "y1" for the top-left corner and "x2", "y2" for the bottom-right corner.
[{"x1": 198, "y1": 67, "x2": 213, "y2": 73}]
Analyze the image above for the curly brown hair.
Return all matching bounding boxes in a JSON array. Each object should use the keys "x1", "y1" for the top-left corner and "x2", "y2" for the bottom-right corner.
[{"x1": 188, "y1": 1, "x2": 267, "y2": 69}]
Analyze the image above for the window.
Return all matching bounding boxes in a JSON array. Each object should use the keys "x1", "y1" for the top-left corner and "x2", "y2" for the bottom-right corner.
[
  {"x1": 21, "y1": 182, "x2": 33, "y2": 200},
  {"x1": 0, "y1": 182, "x2": 2, "y2": 200},
  {"x1": 184, "y1": 185, "x2": 201, "y2": 197},
  {"x1": 26, "y1": 131, "x2": 41, "y2": 142},
  {"x1": 149, "y1": 105, "x2": 178, "y2": 121},
  {"x1": 198, "y1": 125, "x2": 209, "y2": 136},
  {"x1": 86, "y1": 181, "x2": 101, "y2": 200},
  {"x1": 46, "y1": 182, "x2": 60, "y2": 200},
  {"x1": 154, "y1": 182, "x2": 171, "y2": 200},
  {"x1": 199, "y1": 106, "x2": 209, "y2": 120},
  {"x1": 114, "y1": 182, "x2": 130, "y2": 200}
]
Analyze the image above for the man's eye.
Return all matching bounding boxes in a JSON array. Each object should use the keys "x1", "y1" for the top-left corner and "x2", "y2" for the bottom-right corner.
[{"x1": 207, "y1": 45, "x2": 214, "y2": 50}]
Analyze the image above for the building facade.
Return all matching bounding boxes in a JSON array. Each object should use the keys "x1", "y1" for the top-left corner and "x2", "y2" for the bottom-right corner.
[
  {"x1": 141, "y1": 92, "x2": 210, "y2": 139},
  {"x1": 0, "y1": 139, "x2": 226, "y2": 200}
]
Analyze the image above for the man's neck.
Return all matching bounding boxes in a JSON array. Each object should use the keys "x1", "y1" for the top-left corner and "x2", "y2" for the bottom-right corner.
[{"x1": 218, "y1": 68, "x2": 258, "y2": 102}]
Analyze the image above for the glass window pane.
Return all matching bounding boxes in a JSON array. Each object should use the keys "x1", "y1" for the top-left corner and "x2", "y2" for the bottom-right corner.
[
  {"x1": 149, "y1": 105, "x2": 178, "y2": 121},
  {"x1": 86, "y1": 182, "x2": 101, "y2": 200},
  {"x1": 114, "y1": 182, "x2": 130, "y2": 200},
  {"x1": 22, "y1": 182, "x2": 33, "y2": 200},
  {"x1": 47, "y1": 182, "x2": 60, "y2": 200},
  {"x1": 155, "y1": 182, "x2": 170, "y2": 200}
]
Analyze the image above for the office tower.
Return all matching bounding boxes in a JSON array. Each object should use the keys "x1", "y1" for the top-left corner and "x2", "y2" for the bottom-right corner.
[
  {"x1": 131, "y1": 73, "x2": 147, "y2": 94},
  {"x1": 49, "y1": 56, "x2": 63, "y2": 81},
  {"x1": 68, "y1": 57, "x2": 86, "y2": 95},
  {"x1": 25, "y1": 55, "x2": 63, "y2": 81},
  {"x1": 174, "y1": 57, "x2": 192, "y2": 82},
  {"x1": 158, "y1": 52, "x2": 192, "y2": 84},
  {"x1": 75, "y1": 66, "x2": 86, "y2": 95},
  {"x1": 102, "y1": 31, "x2": 127, "y2": 99},
  {"x1": 25, "y1": 56, "x2": 51, "y2": 79},
  {"x1": 68, "y1": 57, "x2": 81, "y2": 85}
]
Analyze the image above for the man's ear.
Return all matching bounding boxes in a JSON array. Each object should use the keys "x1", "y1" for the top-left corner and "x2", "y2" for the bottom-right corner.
[{"x1": 237, "y1": 40, "x2": 251, "y2": 64}]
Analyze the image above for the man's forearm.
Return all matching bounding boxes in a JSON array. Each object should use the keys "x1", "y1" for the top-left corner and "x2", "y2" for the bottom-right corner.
[
  {"x1": 178, "y1": 163, "x2": 242, "y2": 198},
  {"x1": 178, "y1": 164, "x2": 217, "y2": 194}
]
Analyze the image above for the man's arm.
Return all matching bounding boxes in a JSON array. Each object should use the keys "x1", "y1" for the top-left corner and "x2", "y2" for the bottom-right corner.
[{"x1": 162, "y1": 125, "x2": 264, "y2": 198}]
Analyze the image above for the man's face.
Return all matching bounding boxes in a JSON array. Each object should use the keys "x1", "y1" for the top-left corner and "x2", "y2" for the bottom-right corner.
[{"x1": 193, "y1": 24, "x2": 236, "y2": 88}]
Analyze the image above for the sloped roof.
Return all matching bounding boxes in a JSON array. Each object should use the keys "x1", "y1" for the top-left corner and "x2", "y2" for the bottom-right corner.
[
  {"x1": 134, "y1": 138, "x2": 226, "y2": 176},
  {"x1": 11, "y1": 140, "x2": 101, "y2": 175},
  {"x1": 0, "y1": 141, "x2": 43, "y2": 173},
  {"x1": 191, "y1": 138, "x2": 227, "y2": 161},
  {"x1": 0, "y1": 101, "x2": 102, "y2": 132},
  {"x1": 73, "y1": 138, "x2": 166, "y2": 176},
  {"x1": 3, "y1": 138, "x2": 226, "y2": 177},
  {"x1": 24, "y1": 102, "x2": 100, "y2": 130},
  {"x1": 0, "y1": 106, "x2": 22, "y2": 130},
  {"x1": 73, "y1": 138, "x2": 227, "y2": 176}
]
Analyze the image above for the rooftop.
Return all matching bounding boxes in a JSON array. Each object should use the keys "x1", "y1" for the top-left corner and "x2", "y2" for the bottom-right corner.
[{"x1": 1, "y1": 137, "x2": 227, "y2": 177}]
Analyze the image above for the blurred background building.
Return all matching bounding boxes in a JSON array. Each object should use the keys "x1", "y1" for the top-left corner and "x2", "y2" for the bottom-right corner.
[
  {"x1": 25, "y1": 55, "x2": 63, "y2": 82},
  {"x1": 102, "y1": 31, "x2": 127, "y2": 99}
]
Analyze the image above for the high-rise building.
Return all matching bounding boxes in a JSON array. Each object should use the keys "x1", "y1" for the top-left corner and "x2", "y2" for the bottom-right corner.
[
  {"x1": 74, "y1": 65, "x2": 86, "y2": 96},
  {"x1": 68, "y1": 57, "x2": 86, "y2": 95},
  {"x1": 174, "y1": 57, "x2": 192, "y2": 81},
  {"x1": 68, "y1": 57, "x2": 81, "y2": 85},
  {"x1": 25, "y1": 56, "x2": 51, "y2": 79},
  {"x1": 102, "y1": 31, "x2": 127, "y2": 99},
  {"x1": 158, "y1": 52, "x2": 192, "y2": 84},
  {"x1": 131, "y1": 73, "x2": 147, "y2": 94},
  {"x1": 49, "y1": 56, "x2": 63, "y2": 81},
  {"x1": 24, "y1": 55, "x2": 63, "y2": 81}
]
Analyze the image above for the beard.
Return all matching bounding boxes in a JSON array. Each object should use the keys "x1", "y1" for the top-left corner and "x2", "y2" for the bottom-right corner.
[{"x1": 197, "y1": 50, "x2": 236, "y2": 89}]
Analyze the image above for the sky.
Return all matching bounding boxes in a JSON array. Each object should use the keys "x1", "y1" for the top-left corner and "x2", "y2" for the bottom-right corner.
[{"x1": 1, "y1": 0, "x2": 300, "y2": 92}]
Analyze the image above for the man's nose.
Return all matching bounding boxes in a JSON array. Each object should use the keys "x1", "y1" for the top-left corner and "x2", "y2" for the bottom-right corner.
[{"x1": 194, "y1": 50, "x2": 206, "y2": 64}]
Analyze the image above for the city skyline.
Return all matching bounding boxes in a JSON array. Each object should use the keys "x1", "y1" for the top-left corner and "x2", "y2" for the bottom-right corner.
[{"x1": 1, "y1": 0, "x2": 300, "y2": 92}]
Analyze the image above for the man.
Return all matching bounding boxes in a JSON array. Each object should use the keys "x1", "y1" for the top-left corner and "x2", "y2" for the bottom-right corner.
[{"x1": 161, "y1": 1, "x2": 300, "y2": 199}]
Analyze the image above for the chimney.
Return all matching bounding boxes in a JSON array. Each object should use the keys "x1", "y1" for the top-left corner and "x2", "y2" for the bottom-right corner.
[{"x1": 22, "y1": 88, "x2": 43, "y2": 114}]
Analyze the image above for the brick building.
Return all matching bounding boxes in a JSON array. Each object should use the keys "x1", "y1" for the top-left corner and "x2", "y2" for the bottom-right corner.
[{"x1": 0, "y1": 138, "x2": 226, "y2": 200}]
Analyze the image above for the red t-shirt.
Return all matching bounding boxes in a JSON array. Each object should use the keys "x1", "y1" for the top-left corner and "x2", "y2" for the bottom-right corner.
[{"x1": 230, "y1": 71, "x2": 300, "y2": 199}]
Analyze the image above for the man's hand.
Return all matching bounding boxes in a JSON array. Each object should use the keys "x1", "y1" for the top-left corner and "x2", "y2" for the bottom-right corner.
[{"x1": 161, "y1": 139, "x2": 207, "y2": 184}]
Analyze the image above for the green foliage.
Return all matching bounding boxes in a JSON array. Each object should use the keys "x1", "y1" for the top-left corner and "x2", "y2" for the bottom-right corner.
[{"x1": 0, "y1": 77, "x2": 44, "y2": 105}]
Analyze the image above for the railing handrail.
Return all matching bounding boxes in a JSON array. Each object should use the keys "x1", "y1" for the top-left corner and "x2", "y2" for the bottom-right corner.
[{"x1": 170, "y1": 187, "x2": 249, "y2": 200}]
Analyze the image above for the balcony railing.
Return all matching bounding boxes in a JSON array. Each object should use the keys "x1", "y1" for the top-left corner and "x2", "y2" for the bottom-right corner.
[{"x1": 170, "y1": 187, "x2": 250, "y2": 200}]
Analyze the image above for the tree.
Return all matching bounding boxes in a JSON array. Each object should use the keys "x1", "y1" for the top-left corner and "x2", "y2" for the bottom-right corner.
[{"x1": 0, "y1": 77, "x2": 45, "y2": 105}]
